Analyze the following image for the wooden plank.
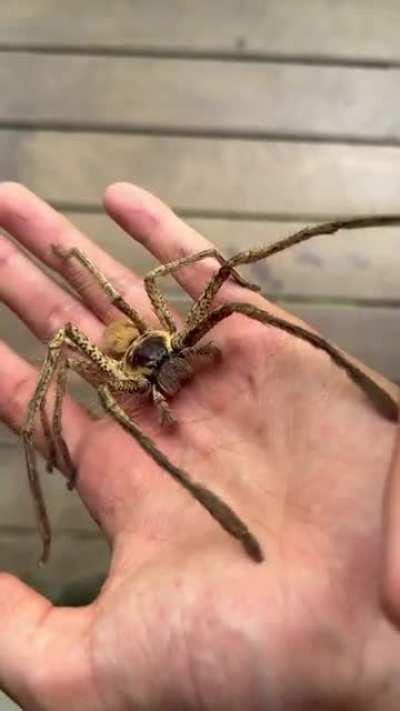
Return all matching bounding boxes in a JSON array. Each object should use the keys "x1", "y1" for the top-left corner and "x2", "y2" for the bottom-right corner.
[
  {"x1": 1, "y1": 53, "x2": 400, "y2": 141},
  {"x1": 1, "y1": 1, "x2": 400, "y2": 63},
  {"x1": 3, "y1": 130, "x2": 400, "y2": 216},
  {"x1": 292, "y1": 303, "x2": 400, "y2": 382}
]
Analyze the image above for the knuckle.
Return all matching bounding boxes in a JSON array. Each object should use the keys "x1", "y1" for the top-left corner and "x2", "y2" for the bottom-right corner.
[
  {"x1": 45, "y1": 300, "x2": 84, "y2": 336},
  {"x1": 0, "y1": 236, "x2": 18, "y2": 269}
]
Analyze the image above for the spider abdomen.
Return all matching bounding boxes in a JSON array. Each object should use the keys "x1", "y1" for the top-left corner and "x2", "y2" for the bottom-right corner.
[{"x1": 157, "y1": 356, "x2": 193, "y2": 396}]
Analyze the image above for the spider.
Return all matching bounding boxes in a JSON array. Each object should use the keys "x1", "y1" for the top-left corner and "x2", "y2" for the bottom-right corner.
[{"x1": 22, "y1": 215, "x2": 400, "y2": 565}]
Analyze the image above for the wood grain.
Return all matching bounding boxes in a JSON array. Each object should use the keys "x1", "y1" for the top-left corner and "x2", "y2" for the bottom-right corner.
[
  {"x1": 3, "y1": 130, "x2": 400, "y2": 216},
  {"x1": 1, "y1": 53, "x2": 400, "y2": 141}
]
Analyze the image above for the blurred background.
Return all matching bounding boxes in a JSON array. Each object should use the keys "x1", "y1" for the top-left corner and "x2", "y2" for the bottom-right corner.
[{"x1": 1, "y1": 3, "x2": 400, "y2": 704}]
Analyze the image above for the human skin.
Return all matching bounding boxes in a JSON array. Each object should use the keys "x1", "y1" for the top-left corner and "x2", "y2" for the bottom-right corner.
[{"x1": 0, "y1": 182, "x2": 400, "y2": 709}]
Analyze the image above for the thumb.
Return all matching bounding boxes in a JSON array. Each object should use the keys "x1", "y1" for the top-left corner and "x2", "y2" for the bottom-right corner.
[{"x1": 0, "y1": 573, "x2": 93, "y2": 709}]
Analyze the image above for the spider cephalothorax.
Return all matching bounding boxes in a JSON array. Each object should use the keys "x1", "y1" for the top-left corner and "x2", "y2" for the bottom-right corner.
[
  {"x1": 128, "y1": 331, "x2": 173, "y2": 371},
  {"x1": 22, "y1": 216, "x2": 400, "y2": 565}
]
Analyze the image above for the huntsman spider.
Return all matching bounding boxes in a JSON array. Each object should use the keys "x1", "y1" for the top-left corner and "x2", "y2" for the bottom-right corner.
[{"x1": 22, "y1": 215, "x2": 400, "y2": 564}]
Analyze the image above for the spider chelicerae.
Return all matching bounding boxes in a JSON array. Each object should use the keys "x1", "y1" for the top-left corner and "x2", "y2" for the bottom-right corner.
[{"x1": 22, "y1": 215, "x2": 400, "y2": 564}]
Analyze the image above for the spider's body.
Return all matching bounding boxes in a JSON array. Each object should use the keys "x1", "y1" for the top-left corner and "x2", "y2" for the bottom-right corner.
[
  {"x1": 23, "y1": 215, "x2": 400, "y2": 566},
  {"x1": 103, "y1": 320, "x2": 211, "y2": 418},
  {"x1": 124, "y1": 330, "x2": 193, "y2": 397}
]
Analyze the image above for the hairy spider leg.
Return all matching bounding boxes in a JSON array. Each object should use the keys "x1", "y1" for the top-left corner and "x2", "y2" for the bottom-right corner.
[
  {"x1": 52, "y1": 245, "x2": 148, "y2": 333},
  {"x1": 98, "y1": 384, "x2": 264, "y2": 562},
  {"x1": 22, "y1": 328, "x2": 66, "y2": 564},
  {"x1": 39, "y1": 360, "x2": 75, "y2": 483},
  {"x1": 143, "y1": 247, "x2": 260, "y2": 333},
  {"x1": 51, "y1": 359, "x2": 78, "y2": 489},
  {"x1": 180, "y1": 342, "x2": 222, "y2": 361},
  {"x1": 181, "y1": 302, "x2": 399, "y2": 422},
  {"x1": 178, "y1": 215, "x2": 400, "y2": 338},
  {"x1": 152, "y1": 386, "x2": 177, "y2": 426},
  {"x1": 39, "y1": 398, "x2": 58, "y2": 473}
]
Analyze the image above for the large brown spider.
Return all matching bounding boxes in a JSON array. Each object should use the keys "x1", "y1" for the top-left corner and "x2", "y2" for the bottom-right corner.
[{"x1": 22, "y1": 215, "x2": 400, "y2": 565}]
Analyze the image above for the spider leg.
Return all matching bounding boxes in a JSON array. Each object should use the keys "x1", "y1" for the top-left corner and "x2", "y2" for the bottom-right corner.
[
  {"x1": 52, "y1": 245, "x2": 147, "y2": 333},
  {"x1": 180, "y1": 341, "x2": 222, "y2": 362},
  {"x1": 38, "y1": 358, "x2": 80, "y2": 487},
  {"x1": 22, "y1": 328, "x2": 66, "y2": 564},
  {"x1": 39, "y1": 399, "x2": 58, "y2": 473},
  {"x1": 144, "y1": 248, "x2": 260, "y2": 333},
  {"x1": 98, "y1": 384, "x2": 263, "y2": 562},
  {"x1": 181, "y1": 301, "x2": 399, "y2": 423},
  {"x1": 178, "y1": 215, "x2": 400, "y2": 339},
  {"x1": 62, "y1": 322, "x2": 136, "y2": 377},
  {"x1": 152, "y1": 386, "x2": 177, "y2": 426},
  {"x1": 51, "y1": 358, "x2": 78, "y2": 490}
]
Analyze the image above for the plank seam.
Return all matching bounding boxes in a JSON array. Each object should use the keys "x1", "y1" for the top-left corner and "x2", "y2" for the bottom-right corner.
[
  {"x1": 3, "y1": 121, "x2": 400, "y2": 149},
  {"x1": 0, "y1": 43, "x2": 397, "y2": 69},
  {"x1": 48, "y1": 203, "x2": 400, "y2": 225}
]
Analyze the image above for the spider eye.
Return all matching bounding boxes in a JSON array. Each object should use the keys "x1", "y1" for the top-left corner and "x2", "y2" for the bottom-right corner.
[{"x1": 130, "y1": 335, "x2": 169, "y2": 368}]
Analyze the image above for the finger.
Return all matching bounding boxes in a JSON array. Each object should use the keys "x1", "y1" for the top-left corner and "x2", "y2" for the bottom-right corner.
[
  {"x1": 382, "y1": 414, "x2": 400, "y2": 626},
  {"x1": 0, "y1": 234, "x2": 102, "y2": 343},
  {"x1": 104, "y1": 182, "x2": 266, "y2": 306},
  {"x1": 0, "y1": 573, "x2": 93, "y2": 708},
  {"x1": 0, "y1": 182, "x2": 159, "y2": 323}
]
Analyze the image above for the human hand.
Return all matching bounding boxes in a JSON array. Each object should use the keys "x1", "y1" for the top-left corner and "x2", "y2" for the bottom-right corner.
[{"x1": 0, "y1": 182, "x2": 399, "y2": 710}]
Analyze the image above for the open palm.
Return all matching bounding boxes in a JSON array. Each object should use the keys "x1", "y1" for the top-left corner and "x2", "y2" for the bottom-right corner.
[{"x1": 0, "y1": 181, "x2": 399, "y2": 710}]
